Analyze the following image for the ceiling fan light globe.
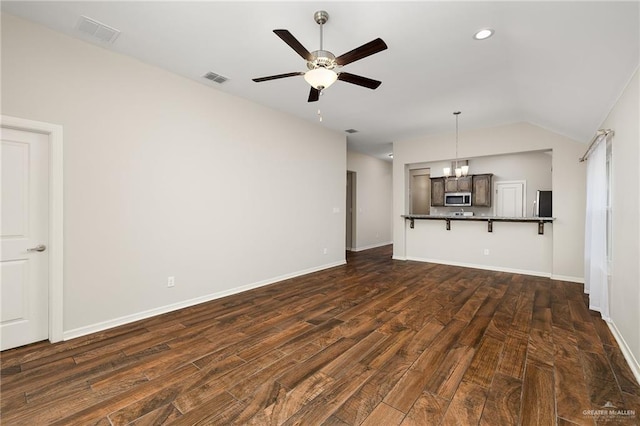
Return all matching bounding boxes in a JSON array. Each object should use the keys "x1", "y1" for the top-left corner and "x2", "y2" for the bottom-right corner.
[{"x1": 304, "y1": 68, "x2": 337, "y2": 90}]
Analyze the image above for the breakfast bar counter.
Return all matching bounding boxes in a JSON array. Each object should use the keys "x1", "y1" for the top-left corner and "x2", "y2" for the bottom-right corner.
[{"x1": 401, "y1": 214, "x2": 555, "y2": 234}]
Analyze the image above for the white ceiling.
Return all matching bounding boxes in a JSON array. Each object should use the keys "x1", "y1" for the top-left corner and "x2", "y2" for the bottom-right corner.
[{"x1": 3, "y1": 1, "x2": 639, "y2": 160}]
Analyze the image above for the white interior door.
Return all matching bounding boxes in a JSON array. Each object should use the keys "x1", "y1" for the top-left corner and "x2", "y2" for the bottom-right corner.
[
  {"x1": 1, "y1": 127, "x2": 50, "y2": 350},
  {"x1": 495, "y1": 181, "x2": 525, "y2": 217}
]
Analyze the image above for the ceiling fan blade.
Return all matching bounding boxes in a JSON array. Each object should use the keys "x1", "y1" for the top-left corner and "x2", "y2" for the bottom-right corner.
[
  {"x1": 308, "y1": 87, "x2": 320, "y2": 102},
  {"x1": 335, "y1": 38, "x2": 388, "y2": 66},
  {"x1": 273, "y1": 29, "x2": 314, "y2": 61},
  {"x1": 337, "y1": 72, "x2": 382, "y2": 89},
  {"x1": 252, "y1": 72, "x2": 304, "y2": 82}
]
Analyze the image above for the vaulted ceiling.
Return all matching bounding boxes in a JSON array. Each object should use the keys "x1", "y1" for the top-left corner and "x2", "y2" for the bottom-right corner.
[{"x1": 3, "y1": 1, "x2": 639, "y2": 159}]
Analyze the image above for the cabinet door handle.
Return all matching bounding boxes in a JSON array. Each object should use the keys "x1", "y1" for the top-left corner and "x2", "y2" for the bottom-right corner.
[{"x1": 27, "y1": 244, "x2": 47, "y2": 252}]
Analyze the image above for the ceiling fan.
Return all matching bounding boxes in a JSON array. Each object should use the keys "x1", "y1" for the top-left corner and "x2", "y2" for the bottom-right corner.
[{"x1": 252, "y1": 10, "x2": 388, "y2": 102}]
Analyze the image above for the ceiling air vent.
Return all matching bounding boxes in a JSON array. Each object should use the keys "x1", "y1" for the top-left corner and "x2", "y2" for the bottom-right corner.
[
  {"x1": 76, "y1": 16, "x2": 120, "y2": 44},
  {"x1": 203, "y1": 72, "x2": 229, "y2": 84},
  {"x1": 345, "y1": 129, "x2": 358, "y2": 134}
]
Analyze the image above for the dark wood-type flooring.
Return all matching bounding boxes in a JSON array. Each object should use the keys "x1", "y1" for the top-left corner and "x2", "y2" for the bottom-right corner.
[{"x1": 2, "y1": 245, "x2": 639, "y2": 425}]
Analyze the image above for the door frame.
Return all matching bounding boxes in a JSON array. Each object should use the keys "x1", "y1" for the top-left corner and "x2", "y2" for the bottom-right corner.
[
  {"x1": 346, "y1": 171, "x2": 356, "y2": 251},
  {"x1": 409, "y1": 168, "x2": 431, "y2": 215},
  {"x1": 2, "y1": 115, "x2": 64, "y2": 343}
]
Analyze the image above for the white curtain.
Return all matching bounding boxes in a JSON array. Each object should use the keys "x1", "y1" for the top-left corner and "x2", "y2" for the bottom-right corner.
[{"x1": 584, "y1": 139, "x2": 609, "y2": 320}]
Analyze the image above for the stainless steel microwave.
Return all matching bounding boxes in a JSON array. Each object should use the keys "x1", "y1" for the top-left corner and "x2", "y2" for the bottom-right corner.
[{"x1": 445, "y1": 192, "x2": 472, "y2": 207}]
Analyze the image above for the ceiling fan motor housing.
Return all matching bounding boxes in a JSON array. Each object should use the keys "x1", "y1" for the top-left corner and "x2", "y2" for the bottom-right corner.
[{"x1": 307, "y1": 50, "x2": 336, "y2": 70}]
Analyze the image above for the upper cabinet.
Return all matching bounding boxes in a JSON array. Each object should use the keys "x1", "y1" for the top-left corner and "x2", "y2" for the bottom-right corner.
[
  {"x1": 445, "y1": 176, "x2": 472, "y2": 193},
  {"x1": 472, "y1": 174, "x2": 493, "y2": 207},
  {"x1": 430, "y1": 177, "x2": 445, "y2": 206},
  {"x1": 431, "y1": 174, "x2": 493, "y2": 207}
]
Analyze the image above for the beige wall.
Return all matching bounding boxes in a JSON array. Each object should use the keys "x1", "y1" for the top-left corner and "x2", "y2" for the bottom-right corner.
[
  {"x1": 602, "y1": 68, "x2": 640, "y2": 375},
  {"x1": 393, "y1": 122, "x2": 586, "y2": 281},
  {"x1": 347, "y1": 151, "x2": 393, "y2": 251},
  {"x1": 2, "y1": 14, "x2": 346, "y2": 336}
]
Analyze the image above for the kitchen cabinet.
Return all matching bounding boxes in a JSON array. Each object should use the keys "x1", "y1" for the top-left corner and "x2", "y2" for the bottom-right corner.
[
  {"x1": 445, "y1": 176, "x2": 472, "y2": 193},
  {"x1": 430, "y1": 177, "x2": 445, "y2": 206},
  {"x1": 472, "y1": 174, "x2": 493, "y2": 207}
]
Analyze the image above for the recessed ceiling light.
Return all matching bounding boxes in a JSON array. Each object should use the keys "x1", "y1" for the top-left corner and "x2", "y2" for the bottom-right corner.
[{"x1": 474, "y1": 28, "x2": 495, "y2": 40}]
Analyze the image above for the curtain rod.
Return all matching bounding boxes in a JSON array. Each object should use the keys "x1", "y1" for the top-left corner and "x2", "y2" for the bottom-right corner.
[{"x1": 579, "y1": 129, "x2": 614, "y2": 162}]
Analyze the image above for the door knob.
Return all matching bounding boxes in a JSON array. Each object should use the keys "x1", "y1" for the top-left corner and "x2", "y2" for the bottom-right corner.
[{"x1": 27, "y1": 244, "x2": 47, "y2": 252}]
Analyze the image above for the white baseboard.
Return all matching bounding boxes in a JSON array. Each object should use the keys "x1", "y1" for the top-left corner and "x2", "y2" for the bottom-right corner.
[
  {"x1": 351, "y1": 241, "x2": 393, "y2": 252},
  {"x1": 551, "y1": 274, "x2": 585, "y2": 284},
  {"x1": 63, "y1": 260, "x2": 346, "y2": 341},
  {"x1": 607, "y1": 320, "x2": 640, "y2": 385},
  {"x1": 392, "y1": 255, "x2": 407, "y2": 261},
  {"x1": 404, "y1": 256, "x2": 552, "y2": 279}
]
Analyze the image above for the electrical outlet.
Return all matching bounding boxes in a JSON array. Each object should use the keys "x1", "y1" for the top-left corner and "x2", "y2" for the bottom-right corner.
[
  {"x1": 323, "y1": 248, "x2": 328, "y2": 255},
  {"x1": 167, "y1": 276, "x2": 175, "y2": 287},
  {"x1": 483, "y1": 249, "x2": 490, "y2": 256}
]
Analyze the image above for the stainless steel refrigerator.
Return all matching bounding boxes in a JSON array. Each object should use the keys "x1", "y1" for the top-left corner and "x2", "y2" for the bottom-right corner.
[{"x1": 535, "y1": 190, "x2": 552, "y2": 217}]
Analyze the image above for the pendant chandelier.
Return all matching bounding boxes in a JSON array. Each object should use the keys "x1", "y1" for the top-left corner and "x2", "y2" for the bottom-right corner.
[{"x1": 443, "y1": 111, "x2": 469, "y2": 178}]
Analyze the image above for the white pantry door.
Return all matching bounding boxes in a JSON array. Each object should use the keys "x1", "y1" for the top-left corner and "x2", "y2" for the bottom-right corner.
[
  {"x1": 1, "y1": 127, "x2": 50, "y2": 350},
  {"x1": 495, "y1": 181, "x2": 525, "y2": 217}
]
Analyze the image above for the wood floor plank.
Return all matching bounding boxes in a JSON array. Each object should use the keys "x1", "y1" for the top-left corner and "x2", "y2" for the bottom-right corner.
[
  {"x1": 511, "y1": 291, "x2": 534, "y2": 333},
  {"x1": 479, "y1": 373, "x2": 521, "y2": 426},
  {"x1": 463, "y1": 335, "x2": 504, "y2": 388},
  {"x1": 173, "y1": 350, "x2": 283, "y2": 414},
  {"x1": 527, "y1": 328, "x2": 554, "y2": 367},
  {"x1": 430, "y1": 345, "x2": 475, "y2": 400},
  {"x1": 2, "y1": 245, "x2": 636, "y2": 426},
  {"x1": 280, "y1": 365, "x2": 376, "y2": 426},
  {"x1": 360, "y1": 402, "x2": 406, "y2": 426},
  {"x1": 621, "y1": 392, "x2": 640, "y2": 422},
  {"x1": 333, "y1": 330, "x2": 419, "y2": 424},
  {"x1": 603, "y1": 344, "x2": 640, "y2": 396},
  {"x1": 322, "y1": 332, "x2": 388, "y2": 378},
  {"x1": 520, "y1": 363, "x2": 556, "y2": 426},
  {"x1": 160, "y1": 391, "x2": 237, "y2": 426},
  {"x1": 400, "y1": 391, "x2": 449, "y2": 426},
  {"x1": 457, "y1": 314, "x2": 492, "y2": 348},
  {"x1": 570, "y1": 317, "x2": 606, "y2": 355},
  {"x1": 440, "y1": 380, "x2": 488, "y2": 425},
  {"x1": 228, "y1": 342, "x2": 320, "y2": 401},
  {"x1": 277, "y1": 337, "x2": 356, "y2": 390},
  {"x1": 108, "y1": 385, "x2": 184, "y2": 425},
  {"x1": 244, "y1": 372, "x2": 335, "y2": 425},
  {"x1": 384, "y1": 319, "x2": 467, "y2": 412},
  {"x1": 580, "y1": 350, "x2": 626, "y2": 408},
  {"x1": 497, "y1": 330, "x2": 529, "y2": 380},
  {"x1": 127, "y1": 403, "x2": 182, "y2": 426},
  {"x1": 551, "y1": 301, "x2": 574, "y2": 331}
]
